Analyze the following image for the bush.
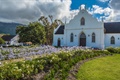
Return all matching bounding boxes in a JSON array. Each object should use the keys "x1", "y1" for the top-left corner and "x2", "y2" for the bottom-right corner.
[
  {"x1": 0, "y1": 49, "x2": 113, "y2": 80},
  {"x1": 115, "y1": 48, "x2": 120, "y2": 54},
  {"x1": 106, "y1": 47, "x2": 117, "y2": 53},
  {"x1": 0, "y1": 38, "x2": 5, "y2": 44}
]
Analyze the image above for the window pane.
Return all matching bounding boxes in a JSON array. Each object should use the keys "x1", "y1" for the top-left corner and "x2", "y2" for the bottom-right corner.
[
  {"x1": 70, "y1": 33, "x2": 74, "y2": 42},
  {"x1": 92, "y1": 33, "x2": 95, "y2": 43},
  {"x1": 111, "y1": 36, "x2": 115, "y2": 44},
  {"x1": 81, "y1": 17, "x2": 85, "y2": 25}
]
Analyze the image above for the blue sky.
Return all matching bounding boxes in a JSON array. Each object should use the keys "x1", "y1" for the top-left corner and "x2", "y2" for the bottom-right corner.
[
  {"x1": 71, "y1": 0, "x2": 109, "y2": 10},
  {"x1": 0, "y1": 0, "x2": 120, "y2": 24},
  {"x1": 70, "y1": 0, "x2": 111, "y2": 21}
]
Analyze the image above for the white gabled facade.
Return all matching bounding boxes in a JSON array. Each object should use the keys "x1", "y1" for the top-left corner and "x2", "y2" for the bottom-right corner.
[{"x1": 53, "y1": 6, "x2": 120, "y2": 49}]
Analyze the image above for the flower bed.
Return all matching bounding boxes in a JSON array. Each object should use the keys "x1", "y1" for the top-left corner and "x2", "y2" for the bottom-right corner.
[
  {"x1": 0, "y1": 45, "x2": 89, "y2": 60},
  {"x1": 0, "y1": 48, "x2": 112, "y2": 80}
]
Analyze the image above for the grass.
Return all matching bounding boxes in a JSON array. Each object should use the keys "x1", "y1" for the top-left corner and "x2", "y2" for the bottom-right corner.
[{"x1": 77, "y1": 54, "x2": 120, "y2": 80}]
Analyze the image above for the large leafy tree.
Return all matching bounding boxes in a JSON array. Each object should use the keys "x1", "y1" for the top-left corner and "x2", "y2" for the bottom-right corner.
[
  {"x1": 38, "y1": 15, "x2": 63, "y2": 45},
  {"x1": 16, "y1": 22, "x2": 46, "y2": 44}
]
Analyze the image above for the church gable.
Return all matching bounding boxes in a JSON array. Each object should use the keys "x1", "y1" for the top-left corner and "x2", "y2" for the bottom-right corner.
[{"x1": 65, "y1": 7, "x2": 103, "y2": 29}]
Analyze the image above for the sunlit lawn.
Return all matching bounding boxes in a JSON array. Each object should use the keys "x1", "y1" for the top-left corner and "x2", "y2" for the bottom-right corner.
[{"x1": 77, "y1": 54, "x2": 120, "y2": 80}]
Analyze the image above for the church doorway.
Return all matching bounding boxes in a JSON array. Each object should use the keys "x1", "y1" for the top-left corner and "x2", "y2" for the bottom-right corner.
[
  {"x1": 57, "y1": 38, "x2": 61, "y2": 47},
  {"x1": 80, "y1": 33, "x2": 86, "y2": 46}
]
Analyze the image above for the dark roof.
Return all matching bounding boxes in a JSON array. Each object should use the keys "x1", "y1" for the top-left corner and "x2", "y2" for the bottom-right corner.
[
  {"x1": 1, "y1": 35, "x2": 15, "y2": 41},
  {"x1": 55, "y1": 22, "x2": 120, "y2": 34},
  {"x1": 55, "y1": 25, "x2": 65, "y2": 34},
  {"x1": 104, "y1": 22, "x2": 120, "y2": 33}
]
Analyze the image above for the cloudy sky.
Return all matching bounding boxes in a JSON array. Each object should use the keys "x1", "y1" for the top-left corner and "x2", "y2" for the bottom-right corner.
[{"x1": 0, "y1": 0, "x2": 119, "y2": 24}]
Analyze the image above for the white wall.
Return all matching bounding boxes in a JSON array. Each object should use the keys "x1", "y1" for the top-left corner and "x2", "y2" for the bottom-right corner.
[
  {"x1": 105, "y1": 33, "x2": 120, "y2": 48},
  {"x1": 64, "y1": 28, "x2": 104, "y2": 49},
  {"x1": 53, "y1": 34, "x2": 64, "y2": 46}
]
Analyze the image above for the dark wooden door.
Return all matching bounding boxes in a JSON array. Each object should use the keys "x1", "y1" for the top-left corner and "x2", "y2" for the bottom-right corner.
[
  {"x1": 80, "y1": 38, "x2": 86, "y2": 46},
  {"x1": 57, "y1": 39, "x2": 61, "y2": 47},
  {"x1": 80, "y1": 33, "x2": 86, "y2": 46}
]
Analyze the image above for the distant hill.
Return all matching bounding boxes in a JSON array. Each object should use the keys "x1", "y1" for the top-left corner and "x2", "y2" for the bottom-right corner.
[{"x1": 0, "y1": 22, "x2": 23, "y2": 35}]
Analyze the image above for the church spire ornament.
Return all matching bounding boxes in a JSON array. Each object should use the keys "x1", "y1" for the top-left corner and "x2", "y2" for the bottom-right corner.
[{"x1": 80, "y1": 4, "x2": 86, "y2": 10}]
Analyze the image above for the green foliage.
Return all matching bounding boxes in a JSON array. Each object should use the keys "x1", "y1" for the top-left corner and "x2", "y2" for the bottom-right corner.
[
  {"x1": 16, "y1": 15, "x2": 64, "y2": 45},
  {"x1": 106, "y1": 47, "x2": 120, "y2": 54},
  {"x1": 77, "y1": 54, "x2": 120, "y2": 80},
  {"x1": 0, "y1": 38, "x2": 5, "y2": 44},
  {"x1": 38, "y1": 15, "x2": 64, "y2": 45},
  {"x1": 1, "y1": 50, "x2": 9, "y2": 55},
  {"x1": 44, "y1": 50, "x2": 111, "y2": 80},
  {"x1": 16, "y1": 22, "x2": 46, "y2": 44},
  {"x1": 106, "y1": 47, "x2": 117, "y2": 53},
  {"x1": 0, "y1": 49, "x2": 113, "y2": 80}
]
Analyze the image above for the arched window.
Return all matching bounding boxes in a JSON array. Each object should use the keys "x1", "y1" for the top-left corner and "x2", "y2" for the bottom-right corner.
[
  {"x1": 81, "y1": 17, "x2": 85, "y2": 25},
  {"x1": 92, "y1": 33, "x2": 95, "y2": 43},
  {"x1": 70, "y1": 33, "x2": 74, "y2": 42},
  {"x1": 111, "y1": 36, "x2": 115, "y2": 44}
]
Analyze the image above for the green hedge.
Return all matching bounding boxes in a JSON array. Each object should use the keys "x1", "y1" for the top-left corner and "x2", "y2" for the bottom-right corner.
[
  {"x1": 106, "y1": 47, "x2": 120, "y2": 53},
  {"x1": 0, "y1": 49, "x2": 112, "y2": 80}
]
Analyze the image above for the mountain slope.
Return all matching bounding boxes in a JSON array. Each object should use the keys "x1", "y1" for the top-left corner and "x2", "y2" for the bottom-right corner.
[{"x1": 0, "y1": 22, "x2": 23, "y2": 35}]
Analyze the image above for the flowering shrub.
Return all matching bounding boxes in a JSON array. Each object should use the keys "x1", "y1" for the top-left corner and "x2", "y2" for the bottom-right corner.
[
  {"x1": 0, "y1": 46, "x2": 86, "y2": 60},
  {"x1": 44, "y1": 49, "x2": 111, "y2": 80},
  {"x1": 0, "y1": 46, "x2": 113, "y2": 80}
]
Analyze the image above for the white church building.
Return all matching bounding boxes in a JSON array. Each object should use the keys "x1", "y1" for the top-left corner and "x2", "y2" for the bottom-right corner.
[{"x1": 53, "y1": 6, "x2": 120, "y2": 49}]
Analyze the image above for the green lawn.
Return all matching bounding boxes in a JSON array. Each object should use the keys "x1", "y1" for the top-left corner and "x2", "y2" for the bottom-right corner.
[{"x1": 77, "y1": 54, "x2": 120, "y2": 80}]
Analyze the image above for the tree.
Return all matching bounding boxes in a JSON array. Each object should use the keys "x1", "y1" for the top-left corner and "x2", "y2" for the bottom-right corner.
[
  {"x1": 0, "y1": 38, "x2": 5, "y2": 44},
  {"x1": 16, "y1": 22, "x2": 46, "y2": 44},
  {"x1": 38, "y1": 15, "x2": 63, "y2": 45}
]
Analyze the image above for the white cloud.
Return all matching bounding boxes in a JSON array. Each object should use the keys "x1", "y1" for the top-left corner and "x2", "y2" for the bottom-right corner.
[
  {"x1": 88, "y1": 5, "x2": 114, "y2": 22},
  {"x1": 1, "y1": 0, "x2": 120, "y2": 24},
  {"x1": 0, "y1": 0, "x2": 72, "y2": 24},
  {"x1": 108, "y1": 0, "x2": 120, "y2": 21},
  {"x1": 90, "y1": 5, "x2": 112, "y2": 15},
  {"x1": 99, "y1": 0, "x2": 109, "y2": 2},
  {"x1": 64, "y1": 9, "x2": 79, "y2": 23},
  {"x1": 91, "y1": 0, "x2": 120, "y2": 22}
]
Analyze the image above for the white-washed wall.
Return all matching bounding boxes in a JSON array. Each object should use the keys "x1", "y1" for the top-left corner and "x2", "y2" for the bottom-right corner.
[
  {"x1": 105, "y1": 33, "x2": 120, "y2": 48},
  {"x1": 64, "y1": 28, "x2": 104, "y2": 49},
  {"x1": 53, "y1": 34, "x2": 64, "y2": 46}
]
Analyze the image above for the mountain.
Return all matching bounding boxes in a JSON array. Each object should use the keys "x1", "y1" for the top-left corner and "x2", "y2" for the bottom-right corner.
[{"x1": 0, "y1": 22, "x2": 23, "y2": 35}]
